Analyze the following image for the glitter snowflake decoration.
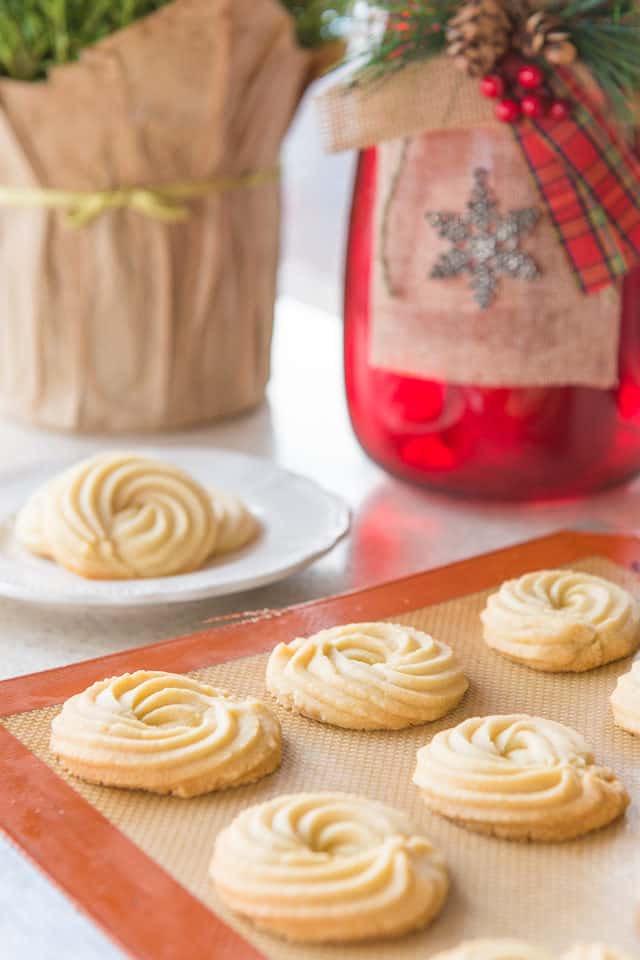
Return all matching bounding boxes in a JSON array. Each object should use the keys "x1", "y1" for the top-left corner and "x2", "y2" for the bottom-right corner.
[{"x1": 425, "y1": 168, "x2": 541, "y2": 309}]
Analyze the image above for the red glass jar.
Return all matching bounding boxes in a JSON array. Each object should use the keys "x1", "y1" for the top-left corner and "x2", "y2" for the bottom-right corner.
[{"x1": 345, "y1": 147, "x2": 640, "y2": 500}]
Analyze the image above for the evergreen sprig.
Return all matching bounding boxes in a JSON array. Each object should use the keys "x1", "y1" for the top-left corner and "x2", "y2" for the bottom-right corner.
[
  {"x1": 0, "y1": 0, "x2": 351, "y2": 82},
  {"x1": 566, "y1": 1, "x2": 640, "y2": 123},
  {"x1": 355, "y1": 1, "x2": 640, "y2": 123},
  {"x1": 355, "y1": 1, "x2": 459, "y2": 81}
]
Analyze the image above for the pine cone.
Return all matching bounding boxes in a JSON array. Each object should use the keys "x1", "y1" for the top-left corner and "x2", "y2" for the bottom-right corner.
[
  {"x1": 504, "y1": 0, "x2": 531, "y2": 20},
  {"x1": 446, "y1": 0, "x2": 512, "y2": 77},
  {"x1": 520, "y1": 11, "x2": 577, "y2": 66},
  {"x1": 504, "y1": 0, "x2": 562, "y2": 25}
]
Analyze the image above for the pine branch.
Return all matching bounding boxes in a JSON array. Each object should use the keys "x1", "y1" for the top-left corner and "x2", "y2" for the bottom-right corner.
[
  {"x1": 570, "y1": 7, "x2": 640, "y2": 123},
  {"x1": 354, "y1": 1, "x2": 458, "y2": 81}
]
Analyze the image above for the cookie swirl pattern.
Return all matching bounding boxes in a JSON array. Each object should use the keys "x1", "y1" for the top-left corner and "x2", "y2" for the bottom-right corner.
[
  {"x1": 430, "y1": 941, "x2": 553, "y2": 960},
  {"x1": 26, "y1": 452, "x2": 218, "y2": 578},
  {"x1": 266, "y1": 622, "x2": 468, "y2": 730},
  {"x1": 210, "y1": 792, "x2": 449, "y2": 942},
  {"x1": 413, "y1": 715, "x2": 629, "y2": 841},
  {"x1": 610, "y1": 660, "x2": 640, "y2": 736},
  {"x1": 14, "y1": 485, "x2": 50, "y2": 556},
  {"x1": 563, "y1": 947, "x2": 632, "y2": 960},
  {"x1": 430, "y1": 942, "x2": 629, "y2": 960},
  {"x1": 481, "y1": 569, "x2": 640, "y2": 672},
  {"x1": 51, "y1": 671, "x2": 282, "y2": 797},
  {"x1": 209, "y1": 488, "x2": 259, "y2": 554}
]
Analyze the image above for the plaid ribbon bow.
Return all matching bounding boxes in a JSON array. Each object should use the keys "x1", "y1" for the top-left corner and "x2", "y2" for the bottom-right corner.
[{"x1": 513, "y1": 68, "x2": 640, "y2": 295}]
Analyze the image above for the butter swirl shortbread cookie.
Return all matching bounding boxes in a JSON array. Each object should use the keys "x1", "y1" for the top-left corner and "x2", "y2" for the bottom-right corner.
[
  {"x1": 15, "y1": 452, "x2": 257, "y2": 578},
  {"x1": 430, "y1": 941, "x2": 553, "y2": 960},
  {"x1": 210, "y1": 792, "x2": 449, "y2": 942},
  {"x1": 610, "y1": 660, "x2": 640, "y2": 737},
  {"x1": 209, "y1": 488, "x2": 259, "y2": 554},
  {"x1": 430, "y1": 942, "x2": 630, "y2": 960},
  {"x1": 14, "y1": 485, "x2": 51, "y2": 557},
  {"x1": 481, "y1": 569, "x2": 640, "y2": 672},
  {"x1": 51, "y1": 671, "x2": 281, "y2": 797},
  {"x1": 266, "y1": 622, "x2": 468, "y2": 730},
  {"x1": 413, "y1": 714, "x2": 629, "y2": 841},
  {"x1": 563, "y1": 947, "x2": 632, "y2": 960}
]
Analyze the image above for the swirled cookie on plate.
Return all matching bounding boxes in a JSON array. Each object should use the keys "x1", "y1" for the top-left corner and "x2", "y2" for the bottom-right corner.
[
  {"x1": 430, "y1": 941, "x2": 553, "y2": 960},
  {"x1": 266, "y1": 621, "x2": 468, "y2": 730},
  {"x1": 51, "y1": 671, "x2": 281, "y2": 797},
  {"x1": 210, "y1": 792, "x2": 449, "y2": 942},
  {"x1": 563, "y1": 948, "x2": 632, "y2": 960},
  {"x1": 209, "y1": 488, "x2": 258, "y2": 554},
  {"x1": 610, "y1": 660, "x2": 640, "y2": 737},
  {"x1": 430, "y1": 942, "x2": 630, "y2": 960},
  {"x1": 480, "y1": 569, "x2": 640, "y2": 672},
  {"x1": 14, "y1": 485, "x2": 51, "y2": 557},
  {"x1": 15, "y1": 452, "x2": 257, "y2": 579},
  {"x1": 413, "y1": 714, "x2": 629, "y2": 841}
]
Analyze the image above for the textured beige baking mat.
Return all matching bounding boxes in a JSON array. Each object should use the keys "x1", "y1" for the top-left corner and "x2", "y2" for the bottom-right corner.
[{"x1": 4, "y1": 556, "x2": 640, "y2": 957}]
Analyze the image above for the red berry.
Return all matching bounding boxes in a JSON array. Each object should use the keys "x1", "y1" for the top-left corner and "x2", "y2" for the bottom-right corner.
[
  {"x1": 521, "y1": 93, "x2": 546, "y2": 118},
  {"x1": 480, "y1": 74, "x2": 504, "y2": 99},
  {"x1": 549, "y1": 99, "x2": 571, "y2": 121},
  {"x1": 495, "y1": 98, "x2": 521, "y2": 123},
  {"x1": 517, "y1": 64, "x2": 545, "y2": 90}
]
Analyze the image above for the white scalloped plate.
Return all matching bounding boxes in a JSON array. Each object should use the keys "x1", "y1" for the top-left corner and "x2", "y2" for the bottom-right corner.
[{"x1": 0, "y1": 448, "x2": 350, "y2": 608}]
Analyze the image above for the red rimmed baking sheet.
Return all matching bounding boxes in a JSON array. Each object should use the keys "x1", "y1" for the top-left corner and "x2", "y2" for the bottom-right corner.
[{"x1": 1, "y1": 530, "x2": 639, "y2": 960}]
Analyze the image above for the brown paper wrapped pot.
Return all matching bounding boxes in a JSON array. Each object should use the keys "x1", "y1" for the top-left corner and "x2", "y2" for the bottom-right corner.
[{"x1": 0, "y1": 0, "x2": 313, "y2": 431}]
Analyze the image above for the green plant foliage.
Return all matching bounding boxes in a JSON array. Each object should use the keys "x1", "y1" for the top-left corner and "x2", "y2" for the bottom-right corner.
[
  {"x1": 0, "y1": 0, "x2": 352, "y2": 82},
  {"x1": 0, "y1": 1, "x2": 174, "y2": 80}
]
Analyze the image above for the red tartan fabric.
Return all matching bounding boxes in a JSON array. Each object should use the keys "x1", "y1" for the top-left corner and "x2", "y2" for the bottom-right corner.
[{"x1": 512, "y1": 68, "x2": 640, "y2": 294}]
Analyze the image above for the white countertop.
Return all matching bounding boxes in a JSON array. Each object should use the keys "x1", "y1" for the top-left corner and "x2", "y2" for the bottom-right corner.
[{"x1": 3, "y1": 295, "x2": 640, "y2": 959}]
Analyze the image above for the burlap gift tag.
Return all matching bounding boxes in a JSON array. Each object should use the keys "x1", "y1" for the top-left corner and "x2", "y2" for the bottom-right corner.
[
  {"x1": 0, "y1": 0, "x2": 312, "y2": 431},
  {"x1": 319, "y1": 57, "x2": 621, "y2": 389},
  {"x1": 370, "y1": 127, "x2": 620, "y2": 388}
]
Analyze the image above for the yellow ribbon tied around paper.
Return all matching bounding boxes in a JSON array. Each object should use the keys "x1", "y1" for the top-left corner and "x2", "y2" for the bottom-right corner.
[{"x1": 0, "y1": 167, "x2": 280, "y2": 228}]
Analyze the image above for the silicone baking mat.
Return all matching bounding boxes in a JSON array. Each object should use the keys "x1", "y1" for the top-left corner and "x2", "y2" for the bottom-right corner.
[{"x1": 1, "y1": 532, "x2": 639, "y2": 960}]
